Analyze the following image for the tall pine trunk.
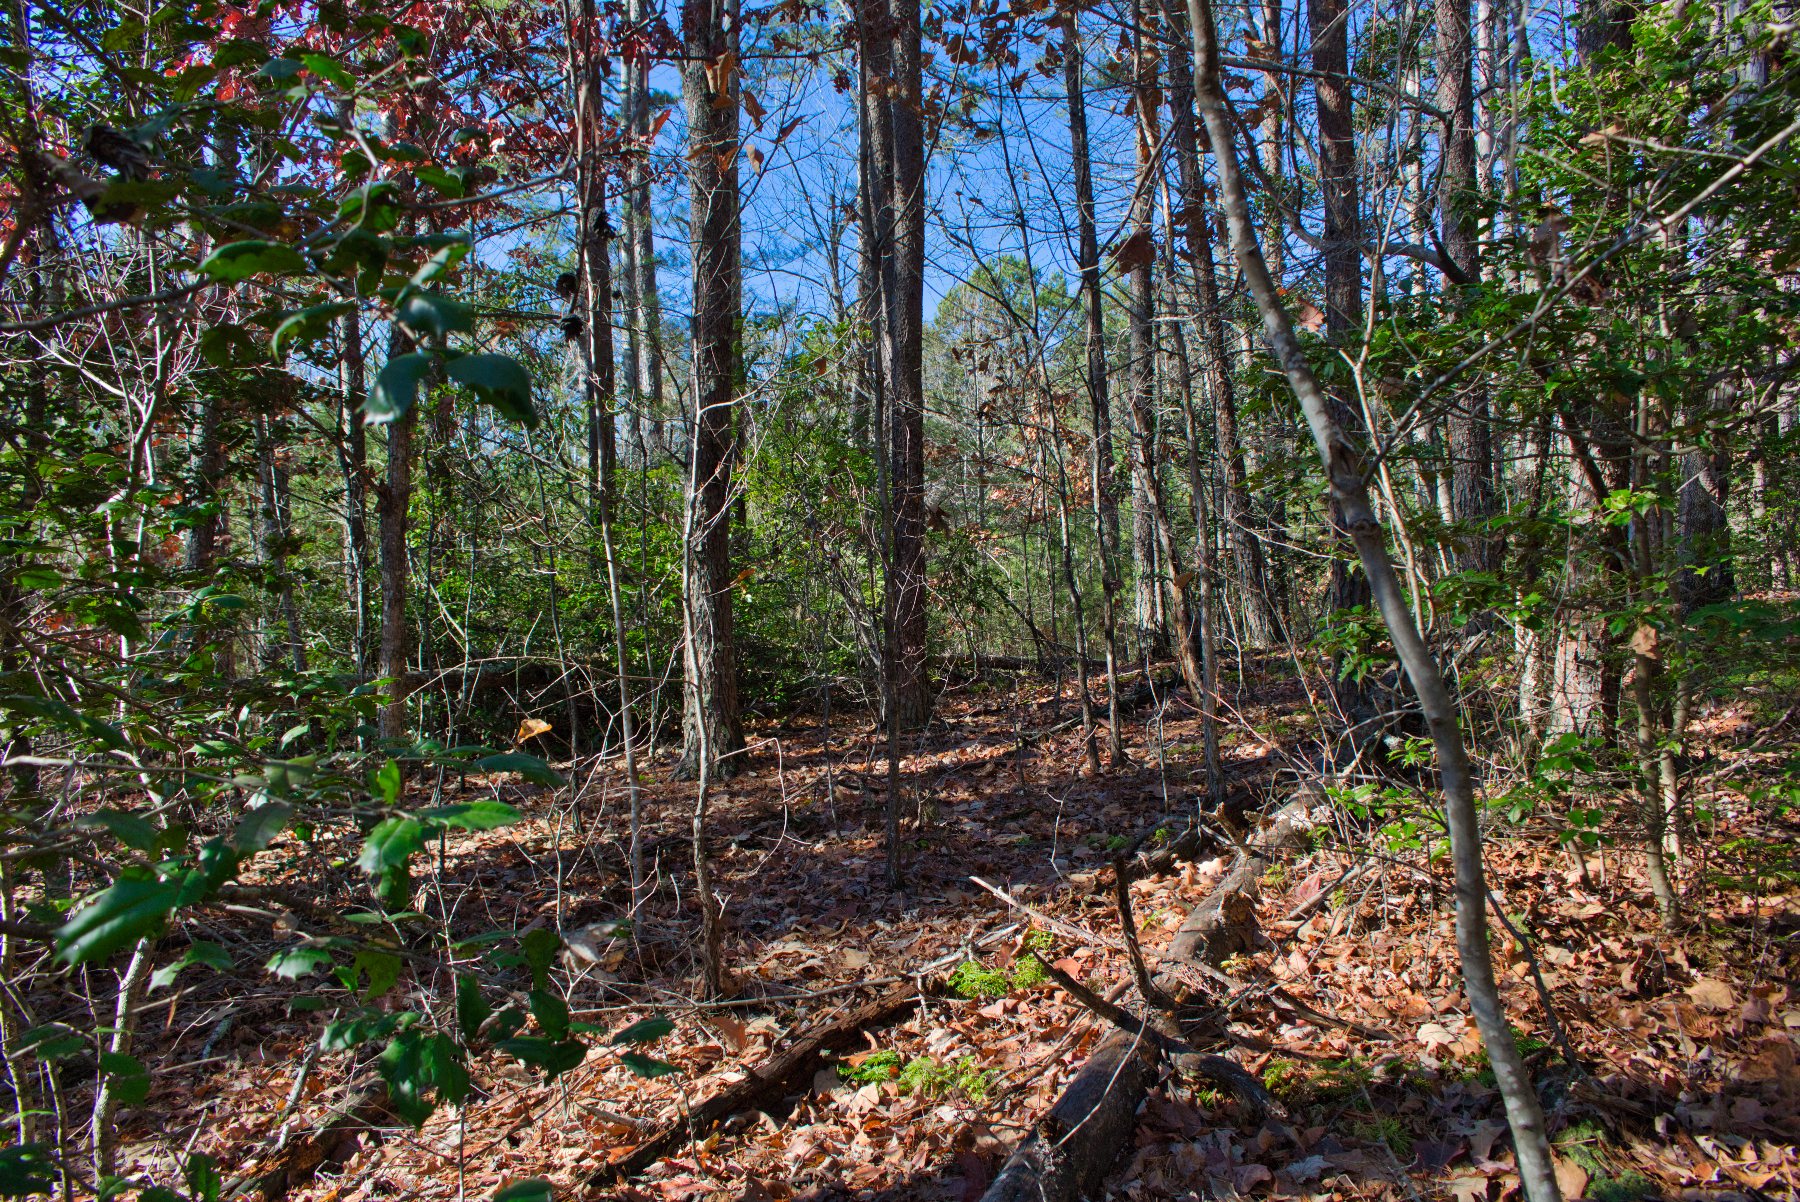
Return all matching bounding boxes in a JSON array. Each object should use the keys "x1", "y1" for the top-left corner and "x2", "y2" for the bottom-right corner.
[
  {"x1": 677, "y1": 0, "x2": 745, "y2": 781},
  {"x1": 1062, "y1": 10, "x2": 1127, "y2": 764}
]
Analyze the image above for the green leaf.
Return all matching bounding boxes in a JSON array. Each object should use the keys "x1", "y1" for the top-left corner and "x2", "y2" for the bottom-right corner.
[
  {"x1": 413, "y1": 165, "x2": 466, "y2": 199},
  {"x1": 528, "y1": 989, "x2": 569, "y2": 1041},
  {"x1": 474, "y1": 753, "x2": 563, "y2": 787},
  {"x1": 338, "y1": 181, "x2": 402, "y2": 232},
  {"x1": 520, "y1": 928, "x2": 560, "y2": 989},
  {"x1": 213, "y1": 39, "x2": 268, "y2": 68},
  {"x1": 2, "y1": 693, "x2": 130, "y2": 751},
  {"x1": 378, "y1": 1030, "x2": 466, "y2": 1127},
  {"x1": 150, "y1": 941, "x2": 232, "y2": 990},
  {"x1": 418, "y1": 800, "x2": 521, "y2": 831},
  {"x1": 447, "y1": 355, "x2": 536, "y2": 426},
  {"x1": 200, "y1": 240, "x2": 309, "y2": 282},
  {"x1": 99, "y1": 1052, "x2": 150, "y2": 1104},
  {"x1": 10, "y1": 1024, "x2": 85, "y2": 1061},
  {"x1": 266, "y1": 946, "x2": 334, "y2": 980},
  {"x1": 258, "y1": 56, "x2": 303, "y2": 81},
  {"x1": 271, "y1": 301, "x2": 356, "y2": 358},
  {"x1": 411, "y1": 240, "x2": 471, "y2": 286},
  {"x1": 232, "y1": 801, "x2": 291, "y2": 852},
  {"x1": 55, "y1": 874, "x2": 179, "y2": 965},
  {"x1": 357, "y1": 816, "x2": 425, "y2": 875},
  {"x1": 495, "y1": 1037, "x2": 586, "y2": 1078},
  {"x1": 320, "y1": 1012, "x2": 402, "y2": 1051},
  {"x1": 372, "y1": 758, "x2": 403, "y2": 804},
  {"x1": 494, "y1": 1181, "x2": 553, "y2": 1202},
  {"x1": 300, "y1": 52, "x2": 353, "y2": 88},
  {"x1": 77, "y1": 808, "x2": 160, "y2": 852},
  {"x1": 456, "y1": 974, "x2": 491, "y2": 1043},
  {"x1": 610, "y1": 1016, "x2": 674, "y2": 1046},
  {"x1": 619, "y1": 1051, "x2": 679, "y2": 1079},
  {"x1": 0, "y1": 1143, "x2": 55, "y2": 1196},
  {"x1": 185, "y1": 1153, "x2": 222, "y2": 1202},
  {"x1": 198, "y1": 323, "x2": 266, "y2": 368},
  {"x1": 395, "y1": 291, "x2": 473, "y2": 341},
  {"x1": 366, "y1": 352, "x2": 437, "y2": 424},
  {"x1": 351, "y1": 948, "x2": 403, "y2": 1001}
]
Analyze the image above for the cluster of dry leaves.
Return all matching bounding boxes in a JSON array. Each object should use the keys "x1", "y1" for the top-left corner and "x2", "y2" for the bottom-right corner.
[{"x1": 111, "y1": 668, "x2": 1798, "y2": 1202}]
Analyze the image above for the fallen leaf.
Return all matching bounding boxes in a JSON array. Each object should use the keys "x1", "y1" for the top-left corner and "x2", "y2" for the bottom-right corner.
[
  {"x1": 1687, "y1": 979, "x2": 1736, "y2": 1011},
  {"x1": 1553, "y1": 1155, "x2": 1589, "y2": 1199}
]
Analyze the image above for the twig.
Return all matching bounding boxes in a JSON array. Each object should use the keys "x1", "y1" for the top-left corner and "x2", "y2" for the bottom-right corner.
[{"x1": 1110, "y1": 855, "x2": 1176, "y2": 1010}]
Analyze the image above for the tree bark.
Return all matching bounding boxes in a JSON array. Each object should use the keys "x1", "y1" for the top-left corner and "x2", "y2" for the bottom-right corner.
[
  {"x1": 1184, "y1": 3, "x2": 1561, "y2": 1196},
  {"x1": 338, "y1": 304, "x2": 371, "y2": 677},
  {"x1": 376, "y1": 327, "x2": 416, "y2": 744},
  {"x1": 1063, "y1": 10, "x2": 1128, "y2": 762},
  {"x1": 885, "y1": 0, "x2": 930, "y2": 731},
  {"x1": 1438, "y1": 0, "x2": 1498, "y2": 571},
  {"x1": 1162, "y1": 0, "x2": 1282, "y2": 649},
  {"x1": 676, "y1": 0, "x2": 746, "y2": 780}
]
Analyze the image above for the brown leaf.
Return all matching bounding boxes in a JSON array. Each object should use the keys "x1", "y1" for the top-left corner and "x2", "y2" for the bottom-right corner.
[
  {"x1": 1687, "y1": 978, "x2": 1736, "y2": 1011},
  {"x1": 742, "y1": 89, "x2": 766, "y2": 127},
  {"x1": 515, "y1": 717, "x2": 552, "y2": 743},
  {"x1": 1553, "y1": 1155, "x2": 1589, "y2": 1199},
  {"x1": 1110, "y1": 230, "x2": 1155, "y2": 273}
]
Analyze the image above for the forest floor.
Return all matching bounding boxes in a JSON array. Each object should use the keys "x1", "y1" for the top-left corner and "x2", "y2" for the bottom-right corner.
[{"x1": 114, "y1": 661, "x2": 1800, "y2": 1202}]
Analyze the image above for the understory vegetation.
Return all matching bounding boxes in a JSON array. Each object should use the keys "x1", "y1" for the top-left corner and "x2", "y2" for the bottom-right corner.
[{"x1": 2, "y1": 0, "x2": 1799, "y2": 1199}]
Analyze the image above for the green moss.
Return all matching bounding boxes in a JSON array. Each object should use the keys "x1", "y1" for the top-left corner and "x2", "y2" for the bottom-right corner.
[
  {"x1": 1008, "y1": 953, "x2": 1049, "y2": 989},
  {"x1": 896, "y1": 1054, "x2": 996, "y2": 1100},
  {"x1": 841, "y1": 1049, "x2": 902, "y2": 1083},
  {"x1": 1262, "y1": 1058, "x2": 1302, "y2": 1098},
  {"x1": 948, "y1": 960, "x2": 1012, "y2": 999},
  {"x1": 949, "y1": 952, "x2": 1051, "y2": 998},
  {"x1": 1556, "y1": 1121, "x2": 1609, "y2": 1176},
  {"x1": 1588, "y1": 1172, "x2": 1653, "y2": 1202},
  {"x1": 1311, "y1": 1056, "x2": 1373, "y2": 1102},
  {"x1": 1347, "y1": 1116, "x2": 1413, "y2": 1159}
]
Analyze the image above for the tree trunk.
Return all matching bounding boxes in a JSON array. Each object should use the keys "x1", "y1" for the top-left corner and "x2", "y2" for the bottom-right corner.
[
  {"x1": 575, "y1": 5, "x2": 617, "y2": 523},
  {"x1": 1438, "y1": 0, "x2": 1498, "y2": 571},
  {"x1": 884, "y1": 0, "x2": 930, "y2": 731},
  {"x1": 1163, "y1": 0, "x2": 1282, "y2": 649},
  {"x1": 1309, "y1": 0, "x2": 1374, "y2": 644},
  {"x1": 1184, "y1": 4, "x2": 1561, "y2": 1196},
  {"x1": 376, "y1": 329, "x2": 416, "y2": 744},
  {"x1": 676, "y1": 0, "x2": 745, "y2": 781},
  {"x1": 338, "y1": 305, "x2": 371, "y2": 677},
  {"x1": 1063, "y1": 10, "x2": 1128, "y2": 762},
  {"x1": 1127, "y1": 0, "x2": 1168, "y2": 665}
]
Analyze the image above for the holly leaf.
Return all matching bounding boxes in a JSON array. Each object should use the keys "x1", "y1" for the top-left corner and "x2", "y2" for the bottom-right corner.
[
  {"x1": 357, "y1": 816, "x2": 425, "y2": 875},
  {"x1": 474, "y1": 753, "x2": 563, "y2": 787},
  {"x1": 266, "y1": 946, "x2": 334, "y2": 979},
  {"x1": 200, "y1": 240, "x2": 308, "y2": 282},
  {"x1": 56, "y1": 873, "x2": 180, "y2": 965},
  {"x1": 494, "y1": 1181, "x2": 552, "y2": 1202},
  {"x1": 620, "y1": 1051, "x2": 679, "y2": 1079},
  {"x1": 611, "y1": 1016, "x2": 674, "y2": 1045},
  {"x1": 232, "y1": 801, "x2": 291, "y2": 852},
  {"x1": 0, "y1": 1143, "x2": 55, "y2": 1196},
  {"x1": 447, "y1": 354, "x2": 535, "y2": 426},
  {"x1": 99, "y1": 1052, "x2": 150, "y2": 1104},
  {"x1": 150, "y1": 941, "x2": 233, "y2": 990},
  {"x1": 395, "y1": 291, "x2": 473, "y2": 341},
  {"x1": 366, "y1": 352, "x2": 437, "y2": 424},
  {"x1": 418, "y1": 800, "x2": 521, "y2": 830}
]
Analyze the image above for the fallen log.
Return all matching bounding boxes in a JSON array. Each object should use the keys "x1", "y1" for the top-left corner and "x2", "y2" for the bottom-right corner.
[
  {"x1": 590, "y1": 977, "x2": 931, "y2": 1186},
  {"x1": 980, "y1": 1028, "x2": 1153, "y2": 1202},
  {"x1": 243, "y1": 1080, "x2": 392, "y2": 1201},
  {"x1": 975, "y1": 792, "x2": 1325, "y2": 1202}
]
